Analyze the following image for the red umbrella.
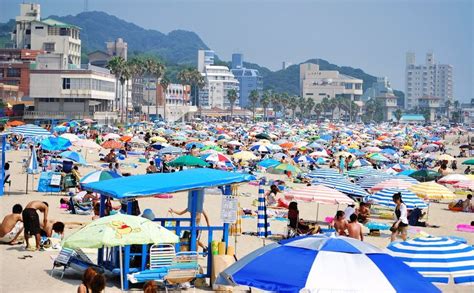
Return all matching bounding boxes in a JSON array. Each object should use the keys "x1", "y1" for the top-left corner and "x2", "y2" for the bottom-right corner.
[{"x1": 101, "y1": 140, "x2": 123, "y2": 149}]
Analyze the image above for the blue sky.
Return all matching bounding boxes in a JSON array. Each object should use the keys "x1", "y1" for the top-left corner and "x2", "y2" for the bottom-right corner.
[{"x1": 2, "y1": 0, "x2": 473, "y2": 101}]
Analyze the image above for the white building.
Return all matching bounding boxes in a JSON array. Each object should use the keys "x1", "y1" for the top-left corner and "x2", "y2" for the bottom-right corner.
[
  {"x1": 405, "y1": 52, "x2": 453, "y2": 110},
  {"x1": 200, "y1": 65, "x2": 240, "y2": 109},
  {"x1": 25, "y1": 56, "x2": 117, "y2": 123},
  {"x1": 106, "y1": 38, "x2": 128, "y2": 60},
  {"x1": 299, "y1": 63, "x2": 363, "y2": 103},
  {"x1": 12, "y1": 3, "x2": 81, "y2": 67},
  {"x1": 197, "y1": 50, "x2": 215, "y2": 73}
]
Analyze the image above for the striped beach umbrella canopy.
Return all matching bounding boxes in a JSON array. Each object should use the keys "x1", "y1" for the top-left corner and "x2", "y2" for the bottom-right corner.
[
  {"x1": 284, "y1": 185, "x2": 354, "y2": 204},
  {"x1": 452, "y1": 180, "x2": 474, "y2": 190},
  {"x1": 9, "y1": 124, "x2": 51, "y2": 137},
  {"x1": 159, "y1": 146, "x2": 184, "y2": 155},
  {"x1": 294, "y1": 155, "x2": 315, "y2": 164},
  {"x1": 312, "y1": 178, "x2": 369, "y2": 198},
  {"x1": 216, "y1": 235, "x2": 440, "y2": 292},
  {"x1": 387, "y1": 236, "x2": 474, "y2": 285},
  {"x1": 357, "y1": 174, "x2": 393, "y2": 189},
  {"x1": 250, "y1": 144, "x2": 271, "y2": 153},
  {"x1": 257, "y1": 185, "x2": 270, "y2": 238},
  {"x1": 438, "y1": 174, "x2": 470, "y2": 185},
  {"x1": 409, "y1": 182, "x2": 455, "y2": 200},
  {"x1": 367, "y1": 188, "x2": 428, "y2": 210},
  {"x1": 370, "y1": 179, "x2": 415, "y2": 192},
  {"x1": 347, "y1": 167, "x2": 384, "y2": 179},
  {"x1": 307, "y1": 168, "x2": 345, "y2": 180}
]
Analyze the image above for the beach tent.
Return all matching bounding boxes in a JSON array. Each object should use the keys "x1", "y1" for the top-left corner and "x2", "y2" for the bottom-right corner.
[
  {"x1": 216, "y1": 235, "x2": 439, "y2": 293},
  {"x1": 387, "y1": 236, "x2": 474, "y2": 285}
]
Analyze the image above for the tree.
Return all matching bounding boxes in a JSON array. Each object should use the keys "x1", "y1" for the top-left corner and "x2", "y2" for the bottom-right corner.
[
  {"x1": 445, "y1": 100, "x2": 452, "y2": 120},
  {"x1": 160, "y1": 76, "x2": 170, "y2": 122},
  {"x1": 107, "y1": 56, "x2": 126, "y2": 113},
  {"x1": 312, "y1": 102, "x2": 322, "y2": 120},
  {"x1": 248, "y1": 89, "x2": 260, "y2": 122},
  {"x1": 321, "y1": 97, "x2": 330, "y2": 119},
  {"x1": 394, "y1": 108, "x2": 403, "y2": 122},
  {"x1": 260, "y1": 91, "x2": 271, "y2": 121},
  {"x1": 280, "y1": 92, "x2": 290, "y2": 120},
  {"x1": 298, "y1": 96, "x2": 306, "y2": 118},
  {"x1": 119, "y1": 65, "x2": 131, "y2": 124},
  {"x1": 271, "y1": 93, "x2": 281, "y2": 118},
  {"x1": 227, "y1": 89, "x2": 238, "y2": 120},
  {"x1": 305, "y1": 98, "x2": 315, "y2": 119}
]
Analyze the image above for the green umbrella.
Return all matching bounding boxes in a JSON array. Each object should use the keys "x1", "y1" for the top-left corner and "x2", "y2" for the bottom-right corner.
[
  {"x1": 168, "y1": 155, "x2": 210, "y2": 167},
  {"x1": 255, "y1": 133, "x2": 272, "y2": 140},
  {"x1": 201, "y1": 145, "x2": 224, "y2": 152},
  {"x1": 408, "y1": 169, "x2": 441, "y2": 182},
  {"x1": 272, "y1": 163, "x2": 302, "y2": 174},
  {"x1": 462, "y1": 159, "x2": 474, "y2": 165},
  {"x1": 62, "y1": 213, "x2": 178, "y2": 290}
]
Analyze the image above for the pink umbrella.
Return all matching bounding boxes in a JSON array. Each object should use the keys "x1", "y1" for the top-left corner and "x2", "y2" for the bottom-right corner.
[
  {"x1": 284, "y1": 185, "x2": 354, "y2": 204},
  {"x1": 370, "y1": 179, "x2": 415, "y2": 192},
  {"x1": 438, "y1": 174, "x2": 469, "y2": 185},
  {"x1": 452, "y1": 180, "x2": 474, "y2": 190}
]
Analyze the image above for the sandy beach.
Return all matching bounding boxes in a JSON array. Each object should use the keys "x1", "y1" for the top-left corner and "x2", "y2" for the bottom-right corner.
[{"x1": 0, "y1": 133, "x2": 473, "y2": 293}]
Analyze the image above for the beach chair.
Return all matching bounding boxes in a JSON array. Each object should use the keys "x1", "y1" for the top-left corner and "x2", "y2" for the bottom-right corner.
[
  {"x1": 150, "y1": 244, "x2": 176, "y2": 269},
  {"x1": 164, "y1": 251, "x2": 199, "y2": 291},
  {"x1": 51, "y1": 247, "x2": 103, "y2": 279}
]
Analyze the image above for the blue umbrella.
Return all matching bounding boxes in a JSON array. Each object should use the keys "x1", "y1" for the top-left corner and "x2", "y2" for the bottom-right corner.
[
  {"x1": 320, "y1": 134, "x2": 333, "y2": 141},
  {"x1": 185, "y1": 142, "x2": 204, "y2": 150},
  {"x1": 388, "y1": 236, "x2": 474, "y2": 285},
  {"x1": 294, "y1": 155, "x2": 315, "y2": 164},
  {"x1": 398, "y1": 169, "x2": 416, "y2": 176},
  {"x1": 40, "y1": 136, "x2": 72, "y2": 151},
  {"x1": 53, "y1": 125, "x2": 68, "y2": 133},
  {"x1": 60, "y1": 151, "x2": 87, "y2": 165},
  {"x1": 217, "y1": 235, "x2": 439, "y2": 292},
  {"x1": 9, "y1": 124, "x2": 51, "y2": 137},
  {"x1": 257, "y1": 159, "x2": 280, "y2": 168},
  {"x1": 381, "y1": 148, "x2": 397, "y2": 155}
]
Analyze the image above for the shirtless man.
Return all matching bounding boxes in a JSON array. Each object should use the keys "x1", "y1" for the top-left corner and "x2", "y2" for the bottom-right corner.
[
  {"x1": 22, "y1": 201, "x2": 49, "y2": 251},
  {"x1": 0, "y1": 204, "x2": 23, "y2": 245},
  {"x1": 332, "y1": 210, "x2": 348, "y2": 236},
  {"x1": 347, "y1": 214, "x2": 364, "y2": 241}
]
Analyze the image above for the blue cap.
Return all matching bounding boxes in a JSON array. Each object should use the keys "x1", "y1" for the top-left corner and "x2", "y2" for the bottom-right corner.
[{"x1": 141, "y1": 209, "x2": 155, "y2": 221}]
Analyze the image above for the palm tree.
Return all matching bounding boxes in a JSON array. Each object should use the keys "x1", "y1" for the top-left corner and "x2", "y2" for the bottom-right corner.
[
  {"x1": 144, "y1": 58, "x2": 158, "y2": 121},
  {"x1": 160, "y1": 76, "x2": 170, "y2": 122},
  {"x1": 298, "y1": 96, "x2": 306, "y2": 118},
  {"x1": 312, "y1": 102, "x2": 322, "y2": 120},
  {"x1": 321, "y1": 97, "x2": 330, "y2": 119},
  {"x1": 107, "y1": 56, "x2": 126, "y2": 113},
  {"x1": 227, "y1": 89, "x2": 238, "y2": 120},
  {"x1": 394, "y1": 108, "x2": 403, "y2": 123},
  {"x1": 248, "y1": 89, "x2": 260, "y2": 122},
  {"x1": 364, "y1": 99, "x2": 377, "y2": 122},
  {"x1": 271, "y1": 93, "x2": 281, "y2": 119},
  {"x1": 279, "y1": 93, "x2": 290, "y2": 120},
  {"x1": 260, "y1": 91, "x2": 271, "y2": 121},
  {"x1": 328, "y1": 98, "x2": 338, "y2": 120},
  {"x1": 288, "y1": 96, "x2": 299, "y2": 121},
  {"x1": 119, "y1": 65, "x2": 131, "y2": 124},
  {"x1": 305, "y1": 98, "x2": 315, "y2": 120}
]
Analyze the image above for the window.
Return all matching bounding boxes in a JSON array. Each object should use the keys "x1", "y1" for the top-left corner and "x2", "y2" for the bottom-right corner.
[
  {"x1": 6, "y1": 68, "x2": 21, "y2": 78},
  {"x1": 63, "y1": 78, "x2": 71, "y2": 89},
  {"x1": 35, "y1": 26, "x2": 44, "y2": 29},
  {"x1": 44, "y1": 42, "x2": 55, "y2": 52},
  {"x1": 355, "y1": 84, "x2": 362, "y2": 90},
  {"x1": 344, "y1": 83, "x2": 353, "y2": 90}
]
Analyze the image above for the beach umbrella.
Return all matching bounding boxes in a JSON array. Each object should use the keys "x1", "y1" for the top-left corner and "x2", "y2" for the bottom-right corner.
[
  {"x1": 284, "y1": 184, "x2": 354, "y2": 204},
  {"x1": 347, "y1": 167, "x2": 379, "y2": 178},
  {"x1": 255, "y1": 133, "x2": 271, "y2": 140},
  {"x1": 103, "y1": 133, "x2": 121, "y2": 140},
  {"x1": 310, "y1": 150, "x2": 329, "y2": 157},
  {"x1": 438, "y1": 174, "x2": 469, "y2": 185},
  {"x1": 80, "y1": 170, "x2": 122, "y2": 185},
  {"x1": 367, "y1": 188, "x2": 428, "y2": 210},
  {"x1": 9, "y1": 124, "x2": 51, "y2": 137},
  {"x1": 461, "y1": 159, "x2": 474, "y2": 165},
  {"x1": 350, "y1": 159, "x2": 371, "y2": 168},
  {"x1": 60, "y1": 133, "x2": 80, "y2": 142},
  {"x1": 60, "y1": 151, "x2": 87, "y2": 165},
  {"x1": 437, "y1": 154, "x2": 455, "y2": 161},
  {"x1": 312, "y1": 178, "x2": 369, "y2": 198},
  {"x1": 294, "y1": 155, "x2": 315, "y2": 164},
  {"x1": 53, "y1": 125, "x2": 68, "y2": 133},
  {"x1": 233, "y1": 151, "x2": 258, "y2": 161},
  {"x1": 250, "y1": 144, "x2": 271, "y2": 153},
  {"x1": 159, "y1": 146, "x2": 184, "y2": 155},
  {"x1": 201, "y1": 152, "x2": 232, "y2": 163},
  {"x1": 396, "y1": 175, "x2": 421, "y2": 184},
  {"x1": 216, "y1": 235, "x2": 439, "y2": 292},
  {"x1": 73, "y1": 139, "x2": 102, "y2": 150},
  {"x1": 257, "y1": 185, "x2": 271, "y2": 239},
  {"x1": 40, "y1": 136, "x2": 72, "y2": 151},
  {"x1": 62, "y1": 213, "x2": 179, "y2": 291},
  {"x1": 409, "y1": 182, "x2": 455, "y2": 200},
  {"x1": 149, "y1": 136, "x2": 168, "y2": 143},
  {"x1": 452, "y1": 180, "x2": 474, "y2": 190},
  {"x1": 101, "y1": 140, "x2": 123, "y2": 149},
  {"x1": 370, "y1": 179, "x2": 415, "y2": 192},
  {"x1": 201, "y1": 145, "x2": 224, "y2": 152},
  {"x1": 398, "y1": 169, "x2": 416, "y2": 176},
  {"x1": 307, "y1": 168, "x2": 345, "y2": 180},
  {"x1": 26, "y1": 145, "x2": 40, "y2": 194},
  {"x1": 271, "y1": 163, "x2": 302, "y2": 174},
  {"x1": 256, "y1": 159, "x2": 280, "y2": 168},
  {"x1": 6, "y1": 120, "x2": 24, "y2": 127},
  {"x1": 168, "y1": 155, "x2": 209, "y2": 167},
  {"x1": 387, "y1": 236, "x2": 474, "y2": 285},
  {"x1": 185, "y1": 142, "x2": 204, "y2": 149},
  {"x1": 409, "y1": 170, "x2": 442, "y2": 182}
]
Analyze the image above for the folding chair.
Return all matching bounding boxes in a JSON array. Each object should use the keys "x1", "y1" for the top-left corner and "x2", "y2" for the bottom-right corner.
[
  {"x1": 51, "y1": 247, "x2": 103, "y2": 279},
  {"x1": 164, "y1": 251, "x2": 199, "y2": 292},
  {"x1": 128, "y1": 244, "x2": 176, "y2": 284}
]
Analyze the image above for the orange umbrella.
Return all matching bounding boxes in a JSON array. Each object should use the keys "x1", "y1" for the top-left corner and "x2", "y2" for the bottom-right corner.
[
  {"x1": 280, "y1": 142, "x2": 294, "y2": 149},
  {"x1": 7, "y1": 120, "x2": 25, "y2": 127},
  {"x1": 101, "y1": 140, "x2": 123, "y2": 149},
  {"x1": 120, "y1": 136, "x2": 132, "y2": 142}
]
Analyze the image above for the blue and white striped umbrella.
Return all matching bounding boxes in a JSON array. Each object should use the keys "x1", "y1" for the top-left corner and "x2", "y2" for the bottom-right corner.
[
  {"x1": 294, "y1": 155, "x2": 315, "y2": 164},
  {"x1": 367, "y1": 188, "x2": 428, "y2": 209},
  {"x1": 312, "y1": 178, "x2": 369, "y2": 198},
  {"x1": 396, "y1": 174, "x2": 420, "y2": 184},
  {"x1": 216, "y1": 235, "x2": 439, "y2": 292},
  {"x1": 27, "y1": 146, "x2": 40, "y2": 174},
  {"x1": 357, "y1": 174, "x2": 393, "y2": 189},
  {"x1": 306, "y1": 168, "x2": 345, "y2": 180},
  {"x1": 250, "y1": 144, "x2": 271, "y2": 153},
  {"x1": 388, "y1": 236, "x2": 474, "y2": 285},
  {"x1": 9, "y1": 124, "x2": 51, "y2": 137},
  {"x1": 257, "y1": 184, "x2": 270, "y2": 238}
]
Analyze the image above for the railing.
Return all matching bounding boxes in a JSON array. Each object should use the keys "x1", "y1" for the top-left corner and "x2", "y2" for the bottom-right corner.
[{"x1": 23, "y1": 111, "x2": 93, "y2": 120}]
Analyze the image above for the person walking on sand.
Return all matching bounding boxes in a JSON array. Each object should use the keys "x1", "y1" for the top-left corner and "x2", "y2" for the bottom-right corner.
[
  {"x1": 22, "y1": 201, "x2": 49, "y2": 251},
  {"x1": 347, "y1": 214, "x2": 364, "y2": 241},
  {"x1": 0, "y1": 204, "x2": 24, "y2": 245},
  {"x1": 390, "y1": 192, "x2": 408, "y2": 242}
]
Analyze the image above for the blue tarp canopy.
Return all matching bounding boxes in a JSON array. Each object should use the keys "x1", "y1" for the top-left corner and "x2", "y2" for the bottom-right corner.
[{"x1": 83, "y1": 168, "x2": 254, "y2": 199}]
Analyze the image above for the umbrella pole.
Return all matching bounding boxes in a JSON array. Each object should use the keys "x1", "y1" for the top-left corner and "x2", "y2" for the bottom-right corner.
[
  {"x1": 120, "y1": 246, "x2": 124, "y2": 291},
  {"x1": 316, "y1": 203, "x2": 320, "y2": 221},
  {"x1": 26, "y1": 173, "x2": 28, "y2": 194}
]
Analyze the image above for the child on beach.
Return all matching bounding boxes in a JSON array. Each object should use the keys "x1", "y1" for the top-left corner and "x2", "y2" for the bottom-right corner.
[
  {"x1": 332, "y1": 211, "x2": 348, "y2": 236},
  {"x1": 347, "y1": 214, "x2": 364, "y2": 241},
  {"x1": 77, "y1": 267, "x2": 97, "y2": 293},
  {"x1": 0, "y1": 204, "x2": 23, "y2": 245}
]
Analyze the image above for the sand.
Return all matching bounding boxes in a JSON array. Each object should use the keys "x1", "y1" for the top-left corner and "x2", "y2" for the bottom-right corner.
[{"x1": 0, "y1": 133, "x2": 473, "y2": 292}]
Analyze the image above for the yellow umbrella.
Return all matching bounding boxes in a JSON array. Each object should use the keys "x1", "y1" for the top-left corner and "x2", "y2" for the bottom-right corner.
[
  {"x1": 436, "y1": 154, "x2": 455, "y2": 161},
  {"x1": 467, "y1": 174, "x2": 474, "y2": 180},
  {"x1": 233, "y1": 151, "x2": 258, "y2": 161},
  {"x1": 403, "y1": 145, "x2": 413, "y2": 151},
  {"x1": 150, "y1": 136, "x2": 168, "y2": 143},
  {"x1": 409, "y1": 182, "x2": 455, "y2": 200}
]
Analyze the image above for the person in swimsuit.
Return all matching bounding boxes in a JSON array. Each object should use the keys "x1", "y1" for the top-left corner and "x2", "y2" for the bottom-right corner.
[
  {"x1": 347, "y1": 214, "x2": 364, "y2": 241},
  {"x1": 391, "y1": 192, "x2": 408, "y2": 242},
  {"x1": 332, "y1": 210, "x2": 348, "y2": 236},
  {"x1": 0, "y1": 204, "x2": 23, "y2": 245},
  {"x1": 22, "y1": 201, "x2": 49, "y2": 251}
]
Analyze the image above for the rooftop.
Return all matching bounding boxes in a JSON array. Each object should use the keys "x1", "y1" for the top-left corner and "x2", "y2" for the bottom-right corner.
[
  {"x1": 39, "y1": 18, "x2": 81, "y2": 30},
  {"x1": 400, "y1": 114, "x2": 425, "y2": 122}
]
